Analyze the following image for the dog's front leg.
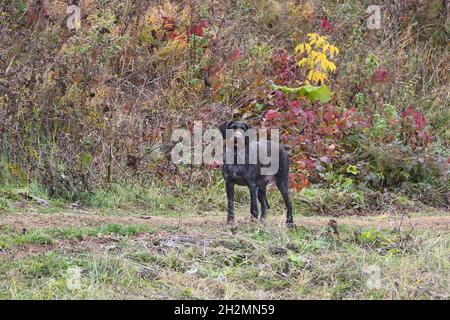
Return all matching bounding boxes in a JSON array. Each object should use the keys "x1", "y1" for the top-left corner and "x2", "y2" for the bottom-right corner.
[
  {"x1": 249, "y1": 184, "x2": 259, "y2": 220},
  {"x1": 226, "y1": 181, "x2": 235, "y2": 224}
]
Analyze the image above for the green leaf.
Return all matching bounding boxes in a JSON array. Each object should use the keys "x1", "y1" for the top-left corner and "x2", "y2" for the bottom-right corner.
[
  {"x1": 81, "y1": 153, "x2": 92, "y2": 166},
  {"x1": 287, "y1": 251, "x2": 305, "y2": 267},
  {"x1": 346, "y1": 165, "x2": 360, "y2": 175},
  {"x1": 199, "y1": 6, "x2": 210, "y2": 18},
  {"x1": 255, "y1": 103, "x2": 265, "y2": 111},
  {"x1": 272, "y1": 83, "x2": 332, "y2": 103}
]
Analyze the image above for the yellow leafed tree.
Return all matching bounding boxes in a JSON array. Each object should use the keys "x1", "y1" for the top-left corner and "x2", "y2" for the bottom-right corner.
[{"x1": 295, "y1": 33, "x2": 339, "y2": 84}]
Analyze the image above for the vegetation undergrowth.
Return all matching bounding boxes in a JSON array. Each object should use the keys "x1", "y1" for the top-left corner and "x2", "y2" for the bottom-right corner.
[{"x1": 1, "y1": 0, "x2": 448, "y2": 214}]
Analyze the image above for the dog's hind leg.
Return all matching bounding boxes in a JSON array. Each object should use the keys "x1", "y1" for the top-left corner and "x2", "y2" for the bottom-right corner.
[
  {"x1": 274, "y1": 174, "x2": 294, "y2": 227},
  {"x1": 225, "y1": 181, "x2": 235, "y2": 224},
  {"x1": 264, "y1": 192, "x2": 270, "y2": 210},
  {"x1": 258, "y1": 184, "x2": 269, "y2": 220},
  {"x1": 260, "y1": 182, "x2": 270, "y2": 209},
  {"x1": 249, "y1": 183, "x2": 259, "y2": 220}
]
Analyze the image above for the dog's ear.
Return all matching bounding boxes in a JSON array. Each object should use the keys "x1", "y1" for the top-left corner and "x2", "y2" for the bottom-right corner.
[{"x1": 219, "y1": 121, "x2": 232, "y2": 138}]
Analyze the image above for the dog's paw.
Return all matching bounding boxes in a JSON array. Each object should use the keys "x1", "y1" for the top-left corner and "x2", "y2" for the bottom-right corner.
[
  {"x1": 226, "y1": 220, "x2": 238, "y2": 234},
  {"x1": 286, "y1": 222, "x2": 297, "y2": 229},
  {"x1": 226, "y1": 219, "x2": 235, "y2": 226}
]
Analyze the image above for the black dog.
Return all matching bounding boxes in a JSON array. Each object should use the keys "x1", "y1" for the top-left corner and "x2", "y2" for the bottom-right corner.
[{"x1": 219, "y1": 121, "x2": 294, "y2": 227}]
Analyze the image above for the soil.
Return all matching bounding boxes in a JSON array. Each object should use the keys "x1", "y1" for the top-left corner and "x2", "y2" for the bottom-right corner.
[
  {"x1": 1, "y1": 210, "x2": 449, "y2": 232},
  {"x1": 1, "y1": 210, "x2": 448, "y2": 260}
]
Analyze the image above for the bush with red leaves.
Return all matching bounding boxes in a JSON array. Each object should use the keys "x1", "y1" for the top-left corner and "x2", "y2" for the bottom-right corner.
[
  {"x1": 371, "y1": 68, "x2": 388, "y2": 83},
  {"x1": 188, "y1": 19, "x2": 209, "y2": 37},
  {"x1": 401, "y1": 105, "x2": 431, "y2": 147}
]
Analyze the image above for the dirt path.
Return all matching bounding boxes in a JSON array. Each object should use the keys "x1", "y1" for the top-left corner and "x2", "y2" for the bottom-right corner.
[
  {"x1": 1, "y1": 210, "x2": 449, "y2": 260},
  {"x1": 1, "y1": 211, "x2": 449, "y2": 232}
]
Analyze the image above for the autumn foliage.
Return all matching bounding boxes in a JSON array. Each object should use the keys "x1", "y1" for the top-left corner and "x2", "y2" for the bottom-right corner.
[{"x1": 0, "y1": 0, "x2": 448, "y2": 209}]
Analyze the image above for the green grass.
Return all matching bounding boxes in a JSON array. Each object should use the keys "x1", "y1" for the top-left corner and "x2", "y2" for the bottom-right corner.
[
  {"x1": 49, "y1": 224, "x2": 156, "y2": 239},
  {"x1": 0, "y1": 217, "x2": 448, "y2": 299},
  {"x1": 0, "y1": 174, "x2": 448, "y2": 299},
  {"x1": 0, "y1": 169, "x2": 446, "y2": 219},
  {"x1": 0, "y1": 224, "x2": 157, "y2": 249}
]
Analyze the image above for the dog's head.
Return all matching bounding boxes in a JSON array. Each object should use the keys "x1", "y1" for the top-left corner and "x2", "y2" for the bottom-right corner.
[{"x1": 219, "y1": 121, "x2": 251, "y2": 147}]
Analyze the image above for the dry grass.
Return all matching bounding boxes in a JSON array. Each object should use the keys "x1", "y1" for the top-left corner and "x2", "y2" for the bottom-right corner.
[{"x1": 0, "y1": 206, "x2": 448, "y2": 299}]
